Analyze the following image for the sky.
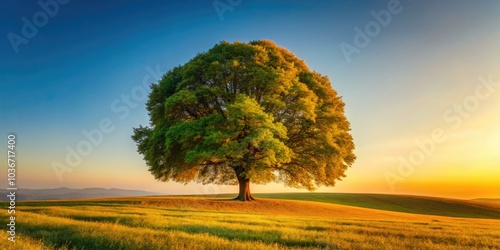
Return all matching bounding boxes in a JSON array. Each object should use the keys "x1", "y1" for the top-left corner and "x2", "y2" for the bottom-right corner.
[{"x1": 1, "y1": 0, "x2": 499, "y2": 199}]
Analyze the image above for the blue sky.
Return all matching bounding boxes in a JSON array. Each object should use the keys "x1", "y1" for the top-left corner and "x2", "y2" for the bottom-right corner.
[{"x1": 1, "y1": 0, "x2": 499, "y2": 198}]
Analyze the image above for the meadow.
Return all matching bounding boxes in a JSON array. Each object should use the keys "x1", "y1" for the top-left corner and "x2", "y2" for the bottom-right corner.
[{"x1": 1, "y1": 194, "x2": 499, "y2": 249}]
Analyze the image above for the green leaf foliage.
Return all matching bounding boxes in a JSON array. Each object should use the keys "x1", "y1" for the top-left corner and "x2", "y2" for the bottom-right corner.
[{"x1": 132, "y1": 40, "x2": 356, "y2": 190}]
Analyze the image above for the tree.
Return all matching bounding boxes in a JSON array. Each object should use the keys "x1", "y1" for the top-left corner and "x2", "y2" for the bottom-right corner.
[{"x1": 132, "y1": 40, "x2": 356, "y2": 201}]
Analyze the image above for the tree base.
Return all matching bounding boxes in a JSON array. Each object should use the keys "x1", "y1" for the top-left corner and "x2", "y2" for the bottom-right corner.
[
  {"x1": 233, "y1": 194, "x2": 256, "y2": 201},
  {"x1": 235, "y1": 176, "x2": 255, "y2": 201}
]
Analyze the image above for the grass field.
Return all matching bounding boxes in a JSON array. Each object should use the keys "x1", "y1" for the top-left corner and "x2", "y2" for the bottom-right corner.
[
  {"x1": 253, "y1": 193, "x2": 500, "y2": 219},
  {"x1": 1, "y1": 194, "x2": 499, "y2": 249},
  {"x1": 474, "y1": 198, "x2": 500, "y2": 203}
]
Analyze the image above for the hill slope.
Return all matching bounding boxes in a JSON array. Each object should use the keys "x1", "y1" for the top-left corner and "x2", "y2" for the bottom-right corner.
[
  {"x1": 2, "y1": 196, "x2": 499, "y2": 250},
  {"x1": 252, "y1": 193, "x2": 500, "y2": 219},
  {"x1": 473, "y1": 198, "x2": 500, "y2": 203}
]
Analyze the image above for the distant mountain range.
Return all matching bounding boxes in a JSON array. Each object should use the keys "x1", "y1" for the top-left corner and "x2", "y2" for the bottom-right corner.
[{"x1": 0, "y1": 187, "x2": 164, "y2": 201}]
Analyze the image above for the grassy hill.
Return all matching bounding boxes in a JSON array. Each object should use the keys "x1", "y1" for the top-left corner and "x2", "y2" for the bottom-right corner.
[
  {"x1": 473, "y1": 198, "x2": 500, "y2": 203},
  {"x1": 252, "y1": 193, "x2": 500, "y2": 219},
  {"x1": 2, "y1": 194, "x2": 499, "y2": 249}
]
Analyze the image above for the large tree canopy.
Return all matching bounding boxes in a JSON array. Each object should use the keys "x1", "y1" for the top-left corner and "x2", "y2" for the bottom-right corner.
[{"x1": 132, "y1": 40, "x2": 356, "y2": 201}]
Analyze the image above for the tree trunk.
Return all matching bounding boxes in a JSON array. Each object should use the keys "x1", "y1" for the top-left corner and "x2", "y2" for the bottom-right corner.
[
  {"x1": 234, "y1": 177, "x2": 255, "y2": 201},
  {"x1": 233, "y1": 166, "x2": 255, "y2": 201}
]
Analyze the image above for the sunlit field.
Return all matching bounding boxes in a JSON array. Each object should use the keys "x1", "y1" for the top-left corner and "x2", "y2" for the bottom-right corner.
[{"x1": 1, "y1": 194, "x2": 499, "y2": 250}]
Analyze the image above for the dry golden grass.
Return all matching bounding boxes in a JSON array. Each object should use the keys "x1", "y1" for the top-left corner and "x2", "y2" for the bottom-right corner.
[
  {"x1": 1, "y1": 196, "x2": 499, "y2": 249},
  {"x1": 116, "y1": 196, "x2": 500, "y2": 221}
]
